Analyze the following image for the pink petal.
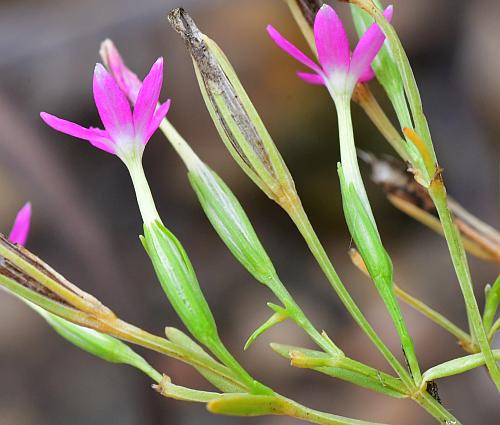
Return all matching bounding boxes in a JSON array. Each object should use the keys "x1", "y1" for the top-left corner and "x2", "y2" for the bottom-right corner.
[
  {"x1": 146, "y1": 99, "x2": 171, "y2": 142},
  {"x1": 93, "y1": 63, "x2": 135, "y2": 143},
  {"x1": 100, "y1": 39, "x2": 142, "y2": 104},
  {"x1": 358, "y1": 66, "x2": 375, "y2": 83},
  {"x1": 8, "y1": 202, "x2": 31, "y2": 246},
  {"x1": 133, "y1": 58, "x2": 164, "y2": 142},
  {"x1": 314, "y1": 5, "x2": 350, "y2": 75},
  {"x1": 40, "y1": 112, "x2": 115, "y2": 154},
  {"x1": 350, "y1": 6, "x2": 393, "y2": 82},
  {"x1": 297, "y1": 72, "x2": 325, "y2": 85},
  {"x1": 267, "y1": 25, "x2": 322, "y2": 74}
]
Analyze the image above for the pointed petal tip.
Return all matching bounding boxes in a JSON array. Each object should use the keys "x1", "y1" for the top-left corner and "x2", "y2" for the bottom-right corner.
[
  {"x1": 99, "y1": 39, "x2": 117, "y2": 64},
  {"x1": 40, "y1": 111, "x2": 61, "y2": 127},
  {"x1": 100, "y1": 38, "x2": 114, "y2": 49},
  {"x1": 133, "y1": 57, "x2": 166, "y2": 141},
  {"x1": 9, "y1": 202, "x2": 32, "y2": 246},
  {"x1": 94, "y1": 63, "x2": 108, "y2": 79},
  {"x1": 266, "y1": 24, "x2": 321, "y2": 74},
  {"x1": 296, "y1": 71, "x2": 325, "y2": 85},
  {"x1": 144, "y1": 99, "x2": 171, "y2": 142},
  {"x1": 152, "y1": 57, "x2": 164, "y2": 73},
  {"x1": 316, "y1": 3, "x2": 338, "y2": 20},
  {"x1": 384, "y1": 5, "x2": 394, "y2": 21},
  {"x1": 266, "y1": 24, "x2": 278, "y2": 37},
  {"x1": 17, "y1": 202, "x2": 32, "y2": 220},
  {"x1": 350, "y1": 5, "x2": 393, "y2": 83},
  {"x1": 313, "y1": 3, "x2": 349, "y2": 74},
  {"x1": 163, "y1": 99, "x2": 172, "y2": 118}
]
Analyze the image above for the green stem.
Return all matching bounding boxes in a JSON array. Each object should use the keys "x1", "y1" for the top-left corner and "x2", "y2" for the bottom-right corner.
[
  {"x1": 414, "y1": 391, "x2": 462, "y2": 425},
  {"x1": 329, "y1": 357, "x2": 407, "y2": 397},
  {"x1": 112, "y1": 320, "x2": 249, "y2": 392},
  {"x1": 208, "y1": 338, "x2": 274, "y2": 395},
  {"x1": 269, "y1": 274, "x2": 342, "y2": 355},
  {"x1": 126, "y1": 158, "x2": 161, "y2": 225},
  {"x1": 136, "y1": 362, "x2": 163, "y2": 383},
  {"x1": 286, "y1": 201, "x2": 413, "y2": 390},
  {"x1": 277, "y1": 395, "x2": 390, "y2": 425},
  {"x1": 159, "y1": 119, "x2": 202, "y2": 170},
  {"x1": 334, "y1": 94, "x2": 375, "y2": 225},
  {"x1": 375, "y1": 277, "x2": 422, "y2": 384},
  {"x1": 328, "y1": 92, "x2": 420, "y2": 384},
  {"x1": 488, "y1": 318, "x2": 500, "y2": 342},
  {"x1": 429, "y1": 180, "x2": 500, "y2": 392},
  {"x1": 395, "y1": 284, "x2": 475, "y2": 351},
  {"x1": 422, "y1": 350, "x2": 500, "y2": 385}
]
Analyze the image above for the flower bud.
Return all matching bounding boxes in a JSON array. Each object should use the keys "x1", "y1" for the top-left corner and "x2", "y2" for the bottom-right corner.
[{"x1": 188, "y1": 163, "x2": 277, "y2": 284}]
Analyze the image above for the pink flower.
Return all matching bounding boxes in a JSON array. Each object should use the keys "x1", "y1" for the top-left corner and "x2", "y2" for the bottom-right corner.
[
  {"x1": 8, "y1": 202, "x2": 32, "y2": 246},
  {"x1": 40, "y1": 59, "x2": 171, "y2": 162},
  {"x1": 267, "y1": 4, "x2": 393, "y2": 96}
]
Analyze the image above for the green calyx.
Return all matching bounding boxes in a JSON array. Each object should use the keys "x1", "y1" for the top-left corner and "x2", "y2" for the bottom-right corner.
[
  {"x1": 141, "y1": 220, "x2": 219, "y2": 346},
  {"x1": 338, "y1": 164, "x2": 393, "y2": 284}
]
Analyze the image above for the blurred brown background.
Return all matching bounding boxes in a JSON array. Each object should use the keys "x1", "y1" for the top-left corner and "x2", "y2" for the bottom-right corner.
[{"x1": 0, "y1": 0, "x2": 499, "y2": 424}]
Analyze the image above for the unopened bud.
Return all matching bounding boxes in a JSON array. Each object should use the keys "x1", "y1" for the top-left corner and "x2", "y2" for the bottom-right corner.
[{"x1": 188, "y1": 163, "x2": 277, "y2": 284}]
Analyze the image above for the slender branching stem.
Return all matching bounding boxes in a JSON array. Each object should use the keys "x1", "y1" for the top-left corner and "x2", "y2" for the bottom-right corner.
[
  {"x1": 429, "y1": 179, "x2": 500, "y2": 391},
  {"x1": 394, "y1": 284, "x2": 476, "y2": 352},
  {"x1": 286, "y1": 201, "x2": 413, "y2": 389}
]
